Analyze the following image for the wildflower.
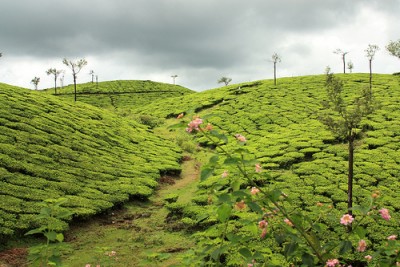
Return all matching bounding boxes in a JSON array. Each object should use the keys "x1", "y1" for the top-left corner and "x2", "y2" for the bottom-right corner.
[
  {"x1": 250, "y1": 187, "x2": 260, "y2": 195},
  {"x1": 284, "y1": 218, "x2": 294, "y2": 227},
  {"x1": 388, "y1": 235, "x2": 397, "y2": 240},
  {"x1": 396, "y1": 262, "x2": 400, "y2": 266},
  {"x1": 186, "y1": 117, "x2": 203, "y2": 132},
  {"x1": 176, "y1": 113, "x2": 184, "y2": 119},
  {"x1": 260, "y1": 228, "x2": 267, "y2": 238},
  {"x1": 255, "y1": 163, "x2": 262, "y2": 173},
  {"x1": 109, "y1": 251, "x2": 117, "y2": 257},
  {"x1": 235, "y1": 134, "x2": 246, "y2": 142},
  {"x1": 85, "y1": 265, "x2": 91, "y2": 267},
  {"x1": 371, "y1": 191, "x2": 380, "y2": 198},
  {"x1": 205, "y1": 123, "x2": 213, "y2": 131},
  {"x1": 221, "y1": 170, "x2": 229, "y2": 178},
  {"x1": 235, "y1": 200, "x2": 246, "y2": 210},
  {"x1": 379, "y1": 208, "x2": 391, "y2": 220},
  {"x1": 258, "y1": 220, "x2": 268, "y2": 229},
  {"x1": 316, "y1": 202, "x2": 324, "y2": 207},
  {"x1": 365, "y1": 255, "x2": 372, "y2": 262},
  {"x1": 326, "y1": 258, "x2": 340, "y2": 266},
  {"x1": 340, "y1": 214, "x2": 354, "y2": 225},
  {"x1": 357, "y1": 239, "x2": 367, "y2": 252}
]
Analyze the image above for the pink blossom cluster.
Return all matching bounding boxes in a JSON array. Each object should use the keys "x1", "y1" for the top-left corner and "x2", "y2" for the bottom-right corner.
[
  {"x1": 186, "y1": 117, "x2": 203, "y2": 132},
  {"x1": 340, "y1": 214, "x2": 354, "y2": 225},
  {"x1": 235, "y1": 134, "x2": 246, "y2": 142},
  {"x1": 325, "y1": 258, "x2": 340, "y2": 266},
  {"x1": 258, "y1": 220, "x2": 268, "y2": 238},
  {"x1": 379, "y1": 208, "x2": 391, "y2": 220}
]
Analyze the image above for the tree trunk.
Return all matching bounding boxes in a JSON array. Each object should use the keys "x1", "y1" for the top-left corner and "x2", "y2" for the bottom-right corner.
[
  {"x1": 369, "y1": 59, "x2": 372, "y2": 91},
  {"x1": 348, "y1": 134, "x2": 354, "y2": 215},
  {"x1": 274, "y1": 62, "x2": 277, "y2": 86},
  {"x1": 54, "y1": 77, "x2": 57, "y2": 95},
  {"x1": 73, "y1": 75, "x2": 77, "y2": 102},
  {"x1": 342, "y1": 55, "x2": 346, "y2": 74}
]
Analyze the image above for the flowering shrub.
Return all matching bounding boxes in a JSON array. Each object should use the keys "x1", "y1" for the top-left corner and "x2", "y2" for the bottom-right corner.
[{"x1": 178, "y1": 115, "x2": 399, "y2": 266}]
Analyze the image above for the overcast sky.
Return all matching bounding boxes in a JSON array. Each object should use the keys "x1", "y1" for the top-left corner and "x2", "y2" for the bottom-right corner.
[{"x1": 1, "y1": 0, "x2": 399, "y2": 91}]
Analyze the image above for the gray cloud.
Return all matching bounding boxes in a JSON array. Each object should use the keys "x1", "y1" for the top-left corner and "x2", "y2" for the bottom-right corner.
[{"x1": 1, "y1": 0, "x2": 399, "y2": 90}]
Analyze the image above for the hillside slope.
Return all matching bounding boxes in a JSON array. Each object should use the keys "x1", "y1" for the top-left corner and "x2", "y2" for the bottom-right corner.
[
  {"x1": 138, "y1": 73, "x2": 400, "y2": 243},
  {"x1": 0, "y1": 83, "x2": 182, "y2": 236},
  {"x1": 42, "y1": 80, "x2": 195, "y2": 110}
]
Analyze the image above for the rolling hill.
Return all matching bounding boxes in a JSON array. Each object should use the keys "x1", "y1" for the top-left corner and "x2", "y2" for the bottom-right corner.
[{"x1": 0, "y1": 83, "x2": 182, "y2": 237}]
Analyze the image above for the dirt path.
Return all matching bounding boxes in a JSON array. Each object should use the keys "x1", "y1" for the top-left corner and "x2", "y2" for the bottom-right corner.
[{"x1": 0, "y1": 157, "x2": 200, "y2": 267}]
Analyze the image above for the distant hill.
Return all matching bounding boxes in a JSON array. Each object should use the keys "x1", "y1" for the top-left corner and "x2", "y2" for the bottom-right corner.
[
  {"x1": 0, "y1": 83, "x2": 182, "y2": 236},
  {"x1": 41, "y1": 80, "x2": 195, "y2": 110}
]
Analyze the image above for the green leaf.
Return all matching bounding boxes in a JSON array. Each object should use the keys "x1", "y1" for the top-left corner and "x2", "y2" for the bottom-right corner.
[
  {"x1": 200, "y1": 168, "x2": 214, "y2": 181},
  {"x1": 56, "y1": 233, "x2": 64, "y2": 242},
  {"x1": 247, "y1": 202, "x2": 263, "y2": 214},
  {"x1": 167, "y1": 121, "x2": 187, "y2": 129},
  {"x1": 269, "y1": 189, "x2": 282, "y2": 202},
  {"x1": 217, "y1": 193, "x2": 231, "y2": 203},
  {"x1": 44, "y1": 231, "x2": 58, "y2": 242},
  {"x1": 208, "y1": 155, "x2": 219, "y2": 165},
  {"x1": 231, "y1": 178, "x2": 241, "y2": 191},
  {"x1": 238, "y1": 247, "x2": 252, "y2": 259},
  {"x1": 284, "y1": 242, "x2": 299, "y2": 258},
  {"x1": 301, "y1": 253, "x2": 315, "y2": 266},
  {"x1": 25, "y1": 227, "x2": 45, "y2": 236},
  {"x1": 217, "y1": 203, "x2": 232, "y2": 223},
  {"x1": 339, "y1": 240, "x2": 353, "y2": 255},
  {"x1": 209, "y1": 130, "x2": 228, "y2": 144},
  {"x1": 354, "y1": 226, "x2": 367, "y2": 239},
  {"x1": 224, "y1": 157, "x2": 241, "y2": 165}
]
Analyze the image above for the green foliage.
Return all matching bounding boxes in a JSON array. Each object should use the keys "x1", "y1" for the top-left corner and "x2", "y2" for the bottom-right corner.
[
  {"x1": 0, "y1": 84, "x2": 182, "y2": 236},
  {"x1": 25, "y1": 198, "x2": 72, "y2": 267}
]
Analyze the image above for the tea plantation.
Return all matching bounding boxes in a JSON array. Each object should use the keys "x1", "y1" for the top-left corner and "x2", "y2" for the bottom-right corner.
[
  {"x1": 136, "y1": 73, "x2": 400, "y2": 264},
  {"x1": 42, "y1": 80, "x2": 194, "y2": 110},
  {"x1": 0, "y1": 83, "x2": 182, "y2": 236}
]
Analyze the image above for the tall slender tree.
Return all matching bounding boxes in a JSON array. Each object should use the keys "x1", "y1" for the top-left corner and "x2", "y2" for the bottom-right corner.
[
  {"x1": 31, "y1": 77, "x2": 40, "y2": 90},
  {"x1": 271, "y1": 52, "x2": 281, "y2": 86},
  {"x1": 333, "y1": 49, "x2": 349, "y2": 74},
  {"x1": 319, "y1": 69, "x2": 376, "y2": 223},
  {"x1": 365, "y1": 44, "x2": 379, "y2": 91},
  {"x1": 62, "y1": 58, "x2": 87, "y2": 102},
  {"x1": 46, "y1": 68, "x2": 63, "y2": 95}
]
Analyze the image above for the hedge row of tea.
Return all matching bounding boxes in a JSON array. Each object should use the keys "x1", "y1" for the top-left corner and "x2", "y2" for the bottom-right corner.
[
  {"x1": 0, "y1": 83, "x2": 182, "y2": 236},
  {"x1": 42, "y1": 80, "x2": 194, "y2": 110},
  {"x1": 144, "y1": 74, "x2": 399, "y2": 263}
]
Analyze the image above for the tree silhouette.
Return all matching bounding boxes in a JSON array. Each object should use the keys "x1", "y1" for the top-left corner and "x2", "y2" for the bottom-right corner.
[
  {"x1": 386, "y1": 39, "x2": 400, "y2": 60},
  {"x1": 271, "y1": 52, "x2": 281, "y2": 86},
  {"x1": 333, "y1": 49, "x2": 349, "y2": 74},
  {"x1": 218, "y1": 76, "x2": 232, "y2": 86},
  {"x1": 31, "y1": 77, "x2": 40, "y2": 90},
  {"x1": 46, "y1": 68, "x2": 63, "y2": 95},
  {"x1": 89, "y1": 70, "x2": 95, "y2": 83},
  {"x1": 319, "y1": 68, "x2": 376, "y2": 223},
  {"x1": 347, "y1": 61, "x2": 354, "y2": 73},
  {"x1": 365, "y1": 44, "x2": 379, "y2": 91},
  {"x1": 62, "y1": 58, "x2": 88, "y2": 102}
]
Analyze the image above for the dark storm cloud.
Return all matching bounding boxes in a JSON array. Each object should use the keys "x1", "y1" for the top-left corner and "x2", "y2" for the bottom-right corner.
[
  {"x1": 1, "y1": 0, "x2": 371, "y2": 65},
  {"x1": 1, "y1": 0, "x2": 399, "y2": 90}
]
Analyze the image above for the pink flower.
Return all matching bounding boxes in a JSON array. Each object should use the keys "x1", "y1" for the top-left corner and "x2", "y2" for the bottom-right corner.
[
  {"x1": 388, "y1": 235, "x2": 397, "y2": 240},
  {"x1": 235, "y1": 134, "x2": 246, "y2": 142},
  {"x1": 326, "y1": 258, "x2": 340, "y2": 267},
  {"x1": 176, "y1": 113, "x2": 184, "y2": 119},
  {"x1": 186, "y1": 117, "x2": 203, "y2": 132},
  {"x1": 258, "y1": 220, "x2": 268, "y2": 229},
  {"x1": 235, "y1": 200, "x2": 246, "y2": 210},
  {"x1": 85, "y1": 265, "x2": 91, "y2": 267},
  {"x1": 255, "y1": 163, "x2": 262, "y2": 173},
  {"x1": 284, "y1": 218, "x2": 294, "y2": 227},
  {"x1": 365, "y1": 255, "x2": 372, "y2": 262},
  {"x1": 221, "y1": 170, "x2": 229, "y2": 178},
  {"x1": 250, "y1": 187, "x2": 260, "y2": 195},
  {"x1": 205, "y1": 123, "x2": 213, "y2": 131},
  {"x1": 379, "y1": 208, "x2": 391, "y2": 221},
  {"x1": 340, "y1": 214, "x2": 354, "y2": 225},
  {"x1": 357, "y1": 239, "x2": 367, "y2": 252},
  {"x1": 260, "y1": 228, "x2": 267, "y2": 239}
]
